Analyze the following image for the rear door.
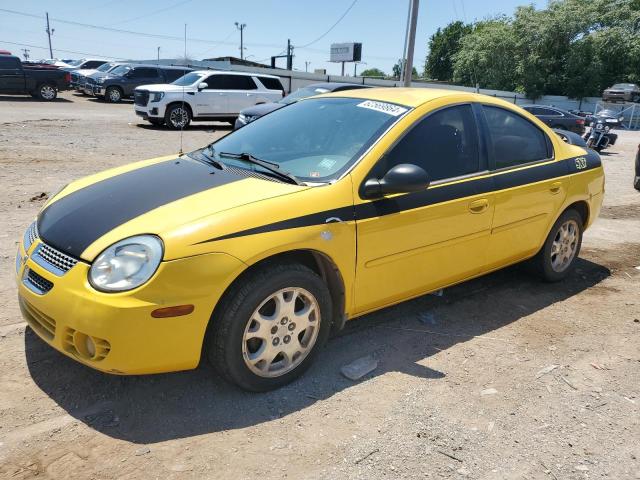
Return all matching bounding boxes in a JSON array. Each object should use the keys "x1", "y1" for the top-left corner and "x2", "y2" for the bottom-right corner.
[
  {"x1": 0, "y1": 56, "x2": 24, "y2": 93},
  {"x1": 480, "y1": 105, "x2": 569, "y2": 269},
  {"x1": 224, "y1": 75, "x2": 259, "y2": 112}
]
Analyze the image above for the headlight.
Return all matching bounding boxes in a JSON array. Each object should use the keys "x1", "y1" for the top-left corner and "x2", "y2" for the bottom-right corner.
[
  {"x1": 96, "y1": 78, "x2": 104, "y2": 84},
  {"x1": 151, "y1": 92, "x2": 164, "y2": 102},
  {"x1": 89, "y1": 235, "x2": 163, "y2": 292},
  {"x1": 604, "y1": 125, "x2": 610, "y2": 132},
  {"x1": 595, "y1": 123, "x2": 603, "y2": 130},
  {"x1": 238, "y1": 113, "x2": 247, "y2": 123}
]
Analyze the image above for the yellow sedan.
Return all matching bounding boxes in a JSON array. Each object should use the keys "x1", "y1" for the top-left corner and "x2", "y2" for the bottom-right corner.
[{"x1": 16, "y1": 88, "x2": 604, "y2": 391}]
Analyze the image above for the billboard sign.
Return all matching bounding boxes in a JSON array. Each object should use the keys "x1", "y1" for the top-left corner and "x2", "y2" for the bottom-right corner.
[{"x1": 330, "y1": 43, "x2": 362, "y2": 62}]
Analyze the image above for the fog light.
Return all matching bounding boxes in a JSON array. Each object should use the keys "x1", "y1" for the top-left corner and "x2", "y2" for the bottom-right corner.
[
  {"x1": 73, "y1": 332, "x2": 97, "y2": 360},
  {"x1": 85, "y1": 336, "x2": 96, "y2": 357}
]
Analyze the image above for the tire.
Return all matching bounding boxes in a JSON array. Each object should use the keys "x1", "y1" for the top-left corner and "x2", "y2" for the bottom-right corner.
[
  {"x1": 164, "y1": 104, "x2": 191, "y2": 129},
  {"x1": 37, "y1": 83, "x2": 57, "y2": 101},
  {"x1": 148, "y1": 118, "x2": 165, "y2": 126},
  {"x1": 207, "y1": 263, "x2": 333, "y2": 392},
  {"x1": 105, "y1": 86, "x2": 123, "y2": 103},
  {"x1": 530, "y1": 209, "x2": 583, "y2": 282}
]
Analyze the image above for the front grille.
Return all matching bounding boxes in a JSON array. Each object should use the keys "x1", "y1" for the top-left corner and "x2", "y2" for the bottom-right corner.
[
  {"x1": 134, "y1": 90, "x2": 149, "y2": 107},
  {"x1": 20, "y1": 297, "x2": 56, "y2": 341},
  {"x1": 34, "y1": 243, "x2": 78, "y2": 275},
  {"x1": 24, "y1": 267, "x2": 54, "y2": 294},
  {"x1": 224, "y1": 165, "x2": 285, "y2": 184},
  {"x1": 23, "y1": 221, "x2": 38, "y2": 251}
]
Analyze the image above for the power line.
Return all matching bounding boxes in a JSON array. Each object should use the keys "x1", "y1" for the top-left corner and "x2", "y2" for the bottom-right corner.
[
  {"x1": 0, "y1": 39, "x2": 126, "y2": 59},
  {"x1": 296, "y1": 0, "x2": 358, "y2": 49},
  {"x1": 0, "y1": 8, "x2": 282, "y2": 48},
  {"x1": 108, "y1": 0, "x2": 195, "y2": 26}
]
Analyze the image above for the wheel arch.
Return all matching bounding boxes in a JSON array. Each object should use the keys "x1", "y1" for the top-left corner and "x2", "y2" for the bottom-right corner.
[
  {"x1": 565, "y1": 200, "x2": 589, "y2": 227},
  {"x1": 205, "y1": 248, "x2": 347, "y2": 355},
  {"x1": 165, "y1": 100, "x2": 194, "y2": 116}
]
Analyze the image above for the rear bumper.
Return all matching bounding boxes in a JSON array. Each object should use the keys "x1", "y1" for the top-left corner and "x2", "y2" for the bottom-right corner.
[{"x1": 16, "y1": 239, "x2": 245, "y2": 375}]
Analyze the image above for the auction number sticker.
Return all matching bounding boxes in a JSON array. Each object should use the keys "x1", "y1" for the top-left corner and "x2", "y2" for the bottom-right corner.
[{"x1": 356, "y1": 100, "x2": 408, "y2": 116}]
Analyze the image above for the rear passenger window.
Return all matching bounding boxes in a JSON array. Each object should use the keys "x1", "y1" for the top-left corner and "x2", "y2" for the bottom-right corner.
[
  {"x1": 205, "y1": 74, "x2": 257, "y2": 90},
  {"x1": 258, "y1": 76, "x2": 284, "y2": 91},
  {"x1": 381, "y1": 104, "x2": 480, "y2": 182},
  {"x1": 163, "y1": 69, "x2": 191, "y2": 82},
  {"x1": 483, "y1": 106, "x2": 550, "y2": 169},
  {"x1": 0, "y1": 56, "x2": 20, "y2": 68}
]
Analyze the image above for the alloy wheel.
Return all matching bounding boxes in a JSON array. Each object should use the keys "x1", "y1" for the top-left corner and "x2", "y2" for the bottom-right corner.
[
  {"x1": 40, "y1": 85, "x2": 55, "y2": 100},
  {"x1": 550, "y1": 219, "x2": 579, "y2": 272},
  {"x1": 169, "y1": 108, "x2": 188, "y2": 128},
  {"x1": 242, "y1": 287, "x2": 321, "y2": 378}
]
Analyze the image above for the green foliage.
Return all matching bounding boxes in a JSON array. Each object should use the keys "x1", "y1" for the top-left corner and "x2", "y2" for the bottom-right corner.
[
  {"x1": 359, "y1": 67, "x2": 386, "y2": 78},
  {"x1": 424, "y1": 21, "x2": 472, "y2": 81},
  {"x1": 392, "y1": 60, "x2": 418, "y2": 80},
  {"x1": 445, "y1": 0, "x2": 640, "y2": 99}
]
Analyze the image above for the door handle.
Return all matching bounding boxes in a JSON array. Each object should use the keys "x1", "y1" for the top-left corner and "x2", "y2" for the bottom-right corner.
[
  {"x1": 468, "y1": 199, "x2": 489, "y2": 214},
  {"x1": 549, "y1": 181, "x2": 562, "y2": 194}
]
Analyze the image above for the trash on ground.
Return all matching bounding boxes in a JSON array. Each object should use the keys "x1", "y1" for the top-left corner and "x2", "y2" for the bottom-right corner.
[
  {"x1": 341, "y1": 356, "x2": 378, "y2": 381},
  {"x1": 536, "y1": 364, "x2": 559, "y2": 378},
  {"x1": 481, "y1": 388, "x2": 498, "y2": 396}
]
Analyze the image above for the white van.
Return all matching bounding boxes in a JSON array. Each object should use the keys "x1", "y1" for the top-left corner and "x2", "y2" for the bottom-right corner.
[{"x1": 133, "y1": 70, "x2": 285, "y2": 129}]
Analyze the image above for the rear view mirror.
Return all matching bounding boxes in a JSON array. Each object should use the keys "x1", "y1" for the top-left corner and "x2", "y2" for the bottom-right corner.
[
  {"x1": 198, "y1": 82, "x2": 208, "y2": 90},
  {"x1": 362, "y1": 163, "x2": 430, "y2": 199}
]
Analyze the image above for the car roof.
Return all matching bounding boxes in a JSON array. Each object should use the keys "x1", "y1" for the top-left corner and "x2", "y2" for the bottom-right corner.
[
  {"x1": 323, "y1": 87, "x2": 513, "y2": 108},
  {"x1": 190, "y1": 69, "x2": 279, "y2": 78},
  {"x1": 122, "y1": 64, "x2": 192, "y2": 70}
]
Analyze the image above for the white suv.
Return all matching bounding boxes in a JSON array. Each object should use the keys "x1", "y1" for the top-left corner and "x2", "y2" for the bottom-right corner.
[{"x1": 133, "y1": 70, "x2": 285, "y2": 129}]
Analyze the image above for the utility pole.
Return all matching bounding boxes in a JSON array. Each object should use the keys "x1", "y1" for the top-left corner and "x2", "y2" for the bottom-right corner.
[
  {"x1": 402, "y1": 0, "x2": 419, "y2": 87},
  {"x1": 235, "y1": 22, "x2": 246, "y2": 60},
  {"x1": 304, "y1": 61, "x2": 311, "y2": 72},
  {"x1": 45, "y1": 12, "x2": 54, "y2": 58},
  {"x1": 286, "y1": 39, "x2": 293, "y2": 70},
  {"x1": 157, "y1": 46, "x2": 160, "y2": 64},
  {"x1": 341, "y1": 61, "x2": 345, "y2": 76},
  {"x1": 21, "y1": 49, "x2": 30, "y2": 61},
  {"x1": 354, "y1": 61, "x2": 366, "y2": 76}
]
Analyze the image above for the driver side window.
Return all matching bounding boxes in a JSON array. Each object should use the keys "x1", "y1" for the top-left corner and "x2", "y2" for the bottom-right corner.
[{"x1": 380, "y1": 104, "x2": 480, "y2": 182}]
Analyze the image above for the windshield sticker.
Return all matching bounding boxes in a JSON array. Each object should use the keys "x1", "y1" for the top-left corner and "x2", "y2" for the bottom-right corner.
[
  {"x1": 318, "y1": 158, "x2": 337, "y2": 170},
  {"x1": 309, "y1": 171, "x2": 321, "y2": 178},
  {"x1": 356, "y1": 100, "x2": 408, "y2": 116}
]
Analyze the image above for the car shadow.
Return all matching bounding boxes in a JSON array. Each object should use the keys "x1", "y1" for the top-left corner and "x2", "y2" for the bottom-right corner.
[
  {"x1": 0, "y1": 95, "x2": 73, "y2": 103},
  {"x1": 24, "y1": 258, "x2": 610, "y2": 444},
  {"x1": 135, "y1": 123, "x2": 233, "y2": 132}
]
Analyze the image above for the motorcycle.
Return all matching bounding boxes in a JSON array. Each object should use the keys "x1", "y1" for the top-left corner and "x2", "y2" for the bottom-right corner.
[{"x1": 583, "y1": 115, "x2": 619, "y2": 152}]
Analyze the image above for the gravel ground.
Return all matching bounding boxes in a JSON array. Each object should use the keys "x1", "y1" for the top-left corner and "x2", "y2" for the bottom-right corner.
[{"x1": 0, "y1": 92, "x2": 638, "y2": 480}]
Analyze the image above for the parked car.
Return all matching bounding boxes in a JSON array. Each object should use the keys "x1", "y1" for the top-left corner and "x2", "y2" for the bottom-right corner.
[
  {"x1": 80, "y1": 63, "x2": 126, "y2": 95},
  {"x1": 0, "y1": 54, "x2": 70, "y2": 100},
  {"x1": 71, "y1": 62, "x2": 119, "y2": 91},
  {"x1": 521, "y1": 105, "x2": 586, "y2": 134},
  {"x1": 234, "y1": 82, "x2": 372, "y2": 129},
  {"x1": 134, "y1": 70, "x2": 285, "y2": 128},
  {"x1": 0, "y1": 49, "x2": 12, "y2": 55},
  {"x1": 63, "y1": 58, "x2": 109, "y2": 71},
  {"x1": 17, "y1": 88, "x2": 604, "y2": 391},
  {"x1": 602, "y1": 83, "x2": 640, "y2": 103},
  {"x1": 94, "y1": 64, "x2": 193, "y2": 103}
]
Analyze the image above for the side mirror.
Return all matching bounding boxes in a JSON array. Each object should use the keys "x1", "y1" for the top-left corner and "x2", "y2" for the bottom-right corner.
[
  {"x1": 362, "y1": 163, "x2": 430, "y2": 199},
  {"x1": 197, "y1": 82, "x2": 208, "y2": 90}
]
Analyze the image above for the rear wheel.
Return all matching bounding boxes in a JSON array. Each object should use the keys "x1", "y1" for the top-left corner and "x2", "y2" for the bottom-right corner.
[
  {"x1": 164, "y1": 104, "x2": 191, "y2": 129},
  {"x1": 530, "y1": 209, "x2": 583, "y2": 282},
  {"x1": 105, "y1": 86, "x2": 123, "y2": 103},
  {"x1": 207, "y1": 263, "x2": 332, "y2": 391},
  {"x1": 37, "y1": 84, "x2": 57, "y2": 101}
]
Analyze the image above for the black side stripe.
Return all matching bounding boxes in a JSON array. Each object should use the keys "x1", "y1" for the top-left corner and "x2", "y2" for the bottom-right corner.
[
  {"x1": 195, "y1": 154, "x2": 601, "y2": 244},
  {"x1": 38, "y1": 157, "x2": 242, "y2": 257}
]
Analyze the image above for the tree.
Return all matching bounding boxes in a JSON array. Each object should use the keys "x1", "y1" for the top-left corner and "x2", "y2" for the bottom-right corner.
[
  {"x1": 424, "y1": 21, "x2": 472, "y2": 81},
  {"x1": 359, "y1": 67, "x2": 386, "y2": 78},
  {"x1": 452, "y1": 18, "x2": 518, "y2": 91},
  {"x1": 392, "y1": 59, "x2": 418, "y2": 80}
]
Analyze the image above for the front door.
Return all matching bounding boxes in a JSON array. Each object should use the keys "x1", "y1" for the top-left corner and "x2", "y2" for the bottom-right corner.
[
  {"x1": 193, "y1": 74, "x2": 234, "y2": 116},
  {"x1": 479, "y1": 105, "x2": 569, "y2": 269},
  {"x1": 353, "y1": 104, "x2": 494, "y2": 314}
]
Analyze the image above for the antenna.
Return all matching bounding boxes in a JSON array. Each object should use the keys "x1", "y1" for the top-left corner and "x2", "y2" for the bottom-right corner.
[{"x1": 179, "y1": 23, "x2": 186, "y2": 156}]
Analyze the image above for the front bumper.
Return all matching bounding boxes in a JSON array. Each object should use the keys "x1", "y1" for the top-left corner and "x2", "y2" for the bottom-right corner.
[{"x1": 16, "y1": 237, "x2": 245, "y2": 375}]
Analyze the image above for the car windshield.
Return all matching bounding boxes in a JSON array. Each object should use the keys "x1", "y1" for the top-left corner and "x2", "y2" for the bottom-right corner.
[
  {"x1": 109, "y1": 65, "x2": 131, "y2": 76},
  {"x1": 202, "y1": 97, "x2": 409, "y2": 182},
  {"x1": 172, "y1": 72, "x2": 206, "y2": 86},
  {"x1": 280, "y1": 86, "x2": 331, "y2": 105},
  {"x1": 97, "y1": 63, "x2": 114, "y2": 72},
  {"x1": 67, "y1": 59, "x2": 85, "y2": 66}
]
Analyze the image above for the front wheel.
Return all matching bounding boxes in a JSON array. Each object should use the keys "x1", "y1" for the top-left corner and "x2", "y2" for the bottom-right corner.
[
  {"x1": 37, "y1": 84, "x2": 57, "y2": 101},
  {"x1": 164, "y1": 104, "x2": 191, "y2": 129},
  {"x1": 530, "y1": 209, "x2": 583, "y2": 282},
  {"x1": 105, "y1": 86, "x2": 122, "y2": 103},
  {"x1": 207, "y1": 263, "x2": 332, "y2": 391}
]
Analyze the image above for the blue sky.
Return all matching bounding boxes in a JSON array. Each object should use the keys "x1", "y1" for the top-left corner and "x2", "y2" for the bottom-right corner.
[{"x1": 0, "y1": 0, "x2": 545, "y2": 75}]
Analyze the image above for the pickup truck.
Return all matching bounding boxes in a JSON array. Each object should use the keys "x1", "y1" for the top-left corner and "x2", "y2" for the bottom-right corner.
[{"x1": 0, "y1": 55, "x2": 71, "y2": 100}]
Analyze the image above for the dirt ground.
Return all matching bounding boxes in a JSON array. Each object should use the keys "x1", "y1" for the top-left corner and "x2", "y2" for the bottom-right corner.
[{"x1": 0, "y1": 92, "x2": 638, "y2": 480}]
